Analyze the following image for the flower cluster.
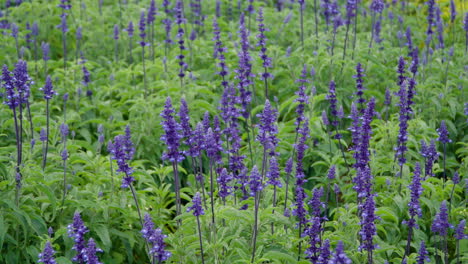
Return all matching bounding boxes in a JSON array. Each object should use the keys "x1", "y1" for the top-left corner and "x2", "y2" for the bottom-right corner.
[
  {"x1": 160, "y1": 97, "x2": 184, "y2": 163},
  {"x1": 109, "y1": 125, "x2": 135, "y2": 188},
  {"x1": 40, "y1": 75, "x2": 57, "y2": 100},
  {"x1": 256, "y1": 100, "x2": 278, "y2": 156},
  {"x1": 67, "y1": 212, "x2": 89, "y2": 263},
  {"x1": 256, "y1": 8, "x2": 273, "y2": 82},
  {"x1": 431, "y1": 200, "x2": 452, "y2": 236},
  {"x1": 403, "y1": 163, "x2": 423, "y2": 228},
  {"x1": 38, "y1": 242, "x2": 57, "y2": 264},
  {"x1": 141, "y1": 214, "x2": 172, "y2": 262},
  {"x1": 187, "y1": 192, "x2": 205, "y2": 216}
]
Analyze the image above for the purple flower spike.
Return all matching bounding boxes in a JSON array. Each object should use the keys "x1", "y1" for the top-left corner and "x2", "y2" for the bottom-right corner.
[
  {"x1": 256, "y1": 100, "x2": 279, "y2": 156},
  {"x1": 67, "y1": 212, "x2": 89, "y2": 263},
  {"x1": 113, "y1": 24, "x2": 119, "y2": 40},
  {"x1": 353, "y1": 63, "x2": 366, "y2": 109},
  {"x1": 141, "y1": 213, "x2": 172, "y2": 262},
  {"x1": 431, "y1": 200, "x2": 452, "y2": 236},
  {"x1": 403, "y1": 163, "x2": 423, "y2": 228},
  {"x1": 187, "y1": 192, "x2": 205, "y2": 216},
  {"x1": 437, "y1": 121, "x2": 451, "y2": 144},
  {"x1": 126, "y1": 21, "x2": 134, "y2": 38},
  {"x1": 266, "y1": 156, "x2": 282, "y2": 187},
  {"x1": 359, "y1": 194, "x2": 378, "y2": 252},
  {"x1": 160, "y1": 97, "x2": 184, "y2": 163},
  {"x1": 139, "y1": 11, "x2": 148, "y2": 47},
  {"x1": 415, "y1": 241, "x2": 429, "y2": 264},
  {"x1": 83, "y1": 238, "x2": 103, "y2": 264},
  {"x1": 40, "y1": 76, "x2": 57, "y2": 100},
  {"x1": 256, "y1": 8, "x2": 273, "y2": 82},
  {"x1": 327, "y1": 165, "x2": 336, "y2": 180},
  {"x1": 455, "y1": 219, "x2": 467, "y2": 240},
  {"x1": 41, "y1": 42, "x2": 50, "y2": 61},
  {"x1": 249, "y1": 166, "x2": 263, "y2": 196},
  {"x1": 13, "y1": 60, "x2": 32, "y2": 104},
  {"x1": 217, "y1": 168, "x2": 233, "y2": 199},
  {"x1": 1, "y1": 65, "x2": 18, "y2": 109},
  {"x1": 147, "y1": 0, "x2": 157, "y2": 25},
  {"x1": 38, "y1": 241, "x2": 57, "y2": 264},
  {"x1": 109, "y1": 126, "x2": 135, "y2": 188},
  {"x1": 329, "y1": 240, "x2": 352, "y2": 264}
]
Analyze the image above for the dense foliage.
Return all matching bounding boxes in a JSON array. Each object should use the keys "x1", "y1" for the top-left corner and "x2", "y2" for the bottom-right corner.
[{"x1": 0, "y1": 0, "x2": 467, "y2": 263}]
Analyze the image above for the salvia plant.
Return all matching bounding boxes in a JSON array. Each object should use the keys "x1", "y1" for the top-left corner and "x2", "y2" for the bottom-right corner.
[{"x1": 0, "y1": 1, "x2": 466, "y2": 264}]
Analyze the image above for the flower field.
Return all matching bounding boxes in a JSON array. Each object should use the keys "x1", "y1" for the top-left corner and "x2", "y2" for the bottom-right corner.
[{"x1": 0, "y1": 0, "x2": 467, "y2": 263}]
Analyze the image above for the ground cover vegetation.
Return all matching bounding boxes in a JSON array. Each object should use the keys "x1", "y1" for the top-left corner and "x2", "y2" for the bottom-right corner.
[{"x1": 0, "y1": 0, "x2": 467, "y2": 263}]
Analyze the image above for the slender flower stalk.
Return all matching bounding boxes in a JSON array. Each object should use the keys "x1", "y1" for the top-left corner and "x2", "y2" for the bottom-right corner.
[
  {"x1": 113, "y1": 24, "x2": 119, "y2": 63},
  {"x1": 326, "y1": 80, "x2": 349, "y2": 169},
  {"x1": 187, "y1": 192, "x2": 205, "y2": 264},
  {"x1": 249, "y1": 165, "x2": 263, "y2": 262},
  {"x1": 464, "y1": 13, "x2": 468, "y2": 53},
  {"x1": 32, "y1": 22, "x2": 39, "y2": 75},
  {"x1": 126, "y1": 21, "x2": 134, "y2": 64},
  {"x1": 402, "y1": 163, "x2": 423, "y2": 260},
  {"x1": 437, "y1": 121, "x2": 451, "y2": 183},
  {"x1": 40, "y1": 76, "x2": 57, "y2": 170},
  {"x1": 293, "y1": 120, "x2": 310, "y2": 260},
  {"x1": 359, "y1": 194, "x2": 378, "y2": 264},
  {"x1": 59, "y1": 94, "x2": 69, "y2": 210},
  {"x1": 175, "y1": 0, "x2": 187, "y2": 88},
  {"x1": 1, "y1": 65, "x2": 22, "y2": 203},
  {"x1": 57, "y1": 14, "x2": 68, "y2": 71},
  {"x1": 342, "y1": 0, "x2": 356, "y2": 61},
  {"x1": 11, "y1": 23, "x2": 20, "y2": 59},
  {"x1": 139, "y1": 11, "x2": 149, "y2": 97},
  {"x1": 431, "y1": 200, "x2": 452, "y2": 264},
  {"x1": 256, "y1": 8, "x2": 273, "y2": 100},
  {"x1": 41, "y1": 42, "x2": 50, "y2": 78},
  {"x1": 147, "y1": 0, "x2": 157, "y2": 63},
  {"x1": 160, "y1": 97, "x2": 184, "y2": 226},
  {"x1": 298, "y1": 0, "x2": 305, "y2": 50},
  {"x1": 454, "y1": 219, "x2": 467, "y2": 264}
]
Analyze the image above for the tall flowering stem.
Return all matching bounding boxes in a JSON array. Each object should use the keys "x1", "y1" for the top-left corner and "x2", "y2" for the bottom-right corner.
[
  {"x1": 293, "y1": 120, "x2": 310, "y2": 259},
  {"x1": 455, "y1": 219, "x2": 467, "y2": 264},
  {"x1": 403, "y1": 163, "x2": 423, "y2": 259},
  {"x1": 326, "y1": 80, "x2": 349, "y2": 170},
  {"x1": 236, "y1": 13, "x2": 255, "y2": 161},
  {"x1": 40, "y1": 76, "x2": 56, "y2": 170},
  {"x1": 160, "y1": 97, "x2": 185, "y2": 226},
  {"x1": 113, "y1": 24, "x2": 119, "y2": 63},
  {"x1": 249, "y1": 166, "x2": 263, "y2": 262},
  {"x1": 187, "y1": 192, "x2": 205, "y2": 264},
  {"x1": 256, "y1": 8, "x2": 273, "y2": 100},
  {"x1": 359, "y1": 194, "x2": 378, "y2": 264},
  {"x1": 57, "y1": 14, "x2": 68, "y2": 71},
  {"x1": 368, "y1": 0, "x2": 384, "y2": 57},
  {"x1": 342, "y1": 0, "x2": 356, "y2": 61},
  {"x1": 431, "y1": 201, "x2": 452, "y2": 264},
  {"x1": 212, "y1": 18, "x2": 229, "y2": 92},
  {"x1": 437, "y1": 121, "x2": 451, "y2": 183},
  {"x1": 59, "y1": 95, "x2": 69, "y2": 210},
  {"x1": 139, "y1": 11, "x2": 149, "y2": 98},
  {"x1": 175, "y1": 0, "x2": 187, "y2": 87},
  {"x1": 298, "y1": 0, "x2": 305, "y2": 50},
  {"x1": 147, "y1": 0, "x2": 157, "y2": 64}
]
